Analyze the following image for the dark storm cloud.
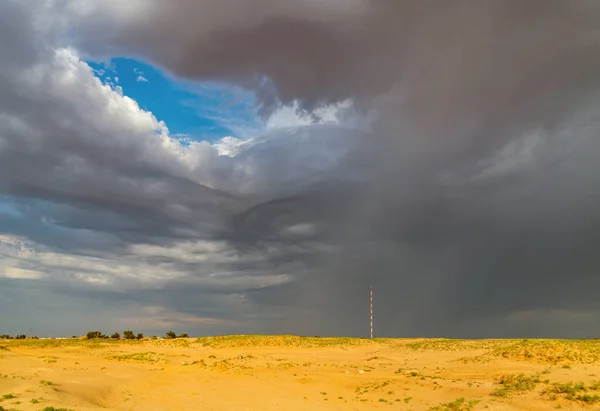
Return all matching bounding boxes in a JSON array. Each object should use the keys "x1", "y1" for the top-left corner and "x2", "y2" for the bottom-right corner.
[
  {"x1": 71, "y1": 1, "x2": 600, "y2": 134},
  {"x1": 1, "y1": 0, "x2": 600, "y2": 337}
]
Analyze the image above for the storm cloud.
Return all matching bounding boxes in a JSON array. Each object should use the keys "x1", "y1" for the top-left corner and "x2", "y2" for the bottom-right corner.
[{"x1": 1, "y1": 0, "x2": 600, "y2": 338}]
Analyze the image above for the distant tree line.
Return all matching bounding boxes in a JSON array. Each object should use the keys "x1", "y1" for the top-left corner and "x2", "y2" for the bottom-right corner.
[
  {"x1": 1, "y1": 331, "x2": 191, "y2": 340},
  {"x1": 166, "y1": 331, "x2": 189, "y2": 339},
  {"x1": 0, "y1": 334, "x2": 33, "y2": 339},
  {"x1": 86, "y1": 330, "x2": 190, "y2": 340},
  {"x1": 86, "y1": 330, "x2": 144, "y2": 340}
]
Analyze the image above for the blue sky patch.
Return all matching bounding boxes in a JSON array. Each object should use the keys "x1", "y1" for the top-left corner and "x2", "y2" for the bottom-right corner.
[{"x1": 86, "y1": 57, "x2": 262, "y2": 142}]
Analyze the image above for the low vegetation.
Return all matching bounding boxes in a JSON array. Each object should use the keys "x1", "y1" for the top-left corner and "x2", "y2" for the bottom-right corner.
[
  {"x1": 407, "y1": 339, "x2": 496, "y2": 352},
  {"x1": 488, "y1": 339, "x2": 600, "y2": 364},
  {"x1": 491, "y1": 373, "x2": 542, "y2": 397},
  {"x1": 429, "y1": 397, "x2": 480, "y2": 411},
  {"x1": 194, "y1": 335, "x2": 374, "y2": 348},
  {"x1": 543, "y1": 381, "x2": 600, "y2": 404},
  {"x1": 105, "y1": 351, "x2": 163, "y2": 363},
  {"x1": 406, "y1": 371, "x2": 442, "y2": 380},
  {"x1": 407, "y1": 338, "x2": 600, "y2": 365}
]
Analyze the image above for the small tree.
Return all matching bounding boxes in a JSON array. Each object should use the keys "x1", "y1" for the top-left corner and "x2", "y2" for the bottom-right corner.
[
  {"x1": 165, "y1": 331, "x2": 176, "y2": 339},
  {"x1": 86, "y1": 331, "x2": 103, "y2": 339},
  {"x1": 110, "y1": 332, "x2": 120, "y2": 339},
  {"x1": 15, "y1": 334, "x2": 26, "y2": 339},
  {"x1": 177, "y1": 333, "x2": 189, "y2": 338},
  {"x1": 136, "y1": 333, "x2": 144, "y2": 340},
  {"x1": 123, "y1": 330, "x2": 135, "y2": 340}
]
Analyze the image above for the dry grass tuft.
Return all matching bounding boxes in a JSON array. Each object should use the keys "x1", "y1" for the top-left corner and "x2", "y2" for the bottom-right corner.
[{"x1": 105, "y1": 351, "x2": 164, "y2": 363}]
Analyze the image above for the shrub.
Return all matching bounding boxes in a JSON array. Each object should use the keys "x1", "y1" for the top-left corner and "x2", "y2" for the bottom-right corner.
[
  {"x1": 430, "y1": 397, "x2": 480, "y2": 411},
  {"x1": 579, "y1": 394, "x2": 600, "y2": 404},
  {"x1": 550, "y1": 381, "x2": 586, "y2": 398},
  {"x1": 136, "y1": 333, "x2": 144, "y2": 340},
  {"x1": 110, "y1": 332, "x2": 120, "y2": 339},
  {"x1": 123, "y1": 330, "x2": 135, "y2": 340},
  {"x1": 15, "y1": 334, "x2": 26, "y2": 339},
  {"x1": 86, "y1": 331, "x2": 107, "y2": 339},
  {"x1": 165, "y1": 331, "x2": 176, "y2": 339},
  {"x1": 178, "y1": 333, "x2": 189, "y2": 338},
  {"x1": 545, "y1": 381, "x2": 600, "y2": 403},
  {"x1": 491, "y1": 373, "x2": 541, "y2": 397}
]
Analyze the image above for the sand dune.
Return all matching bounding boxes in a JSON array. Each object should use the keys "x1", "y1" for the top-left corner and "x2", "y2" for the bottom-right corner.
[{"x1": 2, "y1": 336, "x2": 600, "y2": 410}]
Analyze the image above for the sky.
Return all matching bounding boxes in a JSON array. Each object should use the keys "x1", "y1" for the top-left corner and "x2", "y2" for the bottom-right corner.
[
  {"x1": 1, "y1": 0, "x2": 600, "y2": 338},
  {"x1": 86, "y1": 57, "x2": 264, "y2": 141}
]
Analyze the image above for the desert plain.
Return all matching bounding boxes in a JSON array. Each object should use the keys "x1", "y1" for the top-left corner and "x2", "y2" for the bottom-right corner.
[{"x1": 2, "y1": 336, "x2": 600, "y2": 410}]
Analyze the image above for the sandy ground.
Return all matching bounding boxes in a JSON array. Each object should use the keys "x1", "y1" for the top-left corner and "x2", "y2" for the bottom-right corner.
[{"x1": 2, "y1": 336, "x2": 600, "y2": 410}]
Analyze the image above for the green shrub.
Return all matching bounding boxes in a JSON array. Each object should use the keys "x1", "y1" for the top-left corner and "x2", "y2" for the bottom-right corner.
[
  {"x1": 123, "y1": 330, "x2": 135, "y2": 340},
  {"x1": 545, "y1": 381, "x2": 600, "y2": 403},
  {"x1": 86, "y1": 331, "x2": 107, "y2": 339},
  {"x1": 579, "y1": 394, "x2": 600, "y2": 403},
  {"x1": 429, "y1": 397, "x2": 480, "y2": 411},
  {"x1": 491, "y1": 373, "x2": 541, "y2": 397}
]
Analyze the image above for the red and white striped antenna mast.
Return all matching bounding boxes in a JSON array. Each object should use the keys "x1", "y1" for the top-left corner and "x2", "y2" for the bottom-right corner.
[{"x1": 370, "y1": 285, "x2": 373, "y2": 339}]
